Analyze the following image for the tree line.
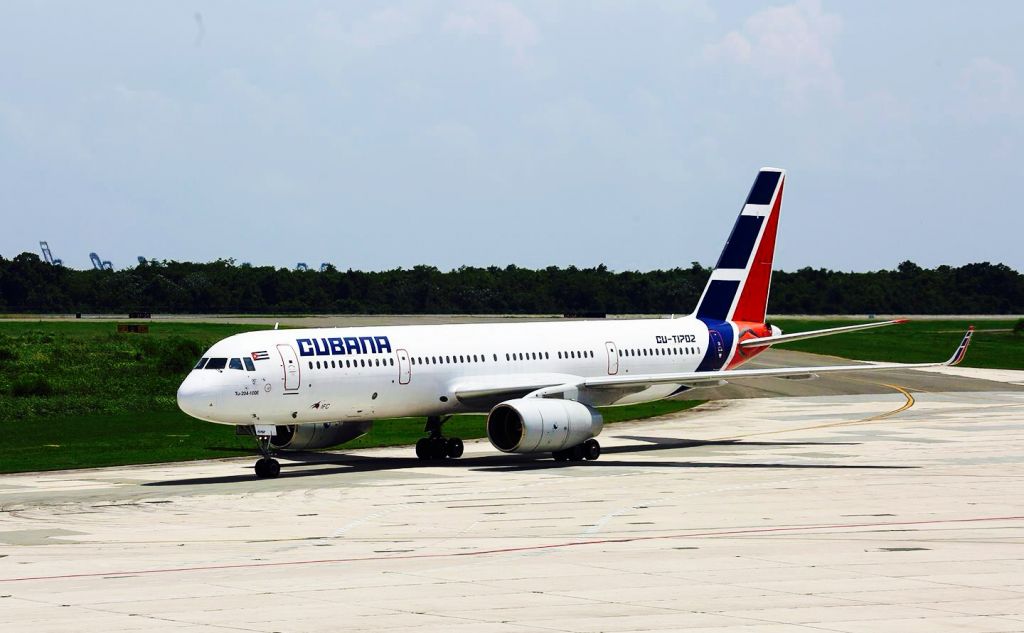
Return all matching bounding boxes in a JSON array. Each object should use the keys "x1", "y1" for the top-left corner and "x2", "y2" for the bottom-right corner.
[{"x1": 0, "y1": 253, "x2": 1021, "y2": 315}]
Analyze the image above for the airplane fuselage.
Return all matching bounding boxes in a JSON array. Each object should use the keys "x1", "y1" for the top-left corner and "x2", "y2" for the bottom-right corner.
[{"x1": 176, "y1": 316, "x2": 761, "y2": 426}]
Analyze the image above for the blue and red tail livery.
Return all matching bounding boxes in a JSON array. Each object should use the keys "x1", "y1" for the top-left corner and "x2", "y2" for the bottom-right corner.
[
  {"x1": 695, "y1": 168, "x2": 785, "y2": 324},
  {"x1": 947, "y1": 326, "x2": 974, "y2": 366}
]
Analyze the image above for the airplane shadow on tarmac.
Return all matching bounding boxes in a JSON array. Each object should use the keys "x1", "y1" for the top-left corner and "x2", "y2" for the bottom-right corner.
[{"x1": 144, "y1": 437, "x2": 912, "y2": 487}]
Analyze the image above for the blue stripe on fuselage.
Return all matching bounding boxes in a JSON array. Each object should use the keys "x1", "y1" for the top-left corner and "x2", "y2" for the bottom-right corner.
[{"x1": 697, "y1": 318, "x2": 734, "y2": 372}]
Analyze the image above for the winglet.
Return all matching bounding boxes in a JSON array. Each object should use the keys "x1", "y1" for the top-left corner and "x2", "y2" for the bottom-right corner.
[{"x1": 945, "y1": 326, "x2": 974, "y2": 366}]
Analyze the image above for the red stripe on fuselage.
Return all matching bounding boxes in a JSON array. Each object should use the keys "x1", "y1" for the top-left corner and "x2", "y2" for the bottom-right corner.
[{"x1": 733, "y1": 179, "x2": 784, "y2": 323}]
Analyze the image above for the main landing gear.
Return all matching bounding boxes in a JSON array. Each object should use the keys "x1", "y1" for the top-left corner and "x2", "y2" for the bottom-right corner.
[
  {"x1": 552, "y1": 438, "x2": 601, "y2": 462},
  {"x1": 253, "y1": 432, "x2": 281, "y2": 479},
  {"x1": 415, "y1": 416, "x2": 464, "y2": 460}
]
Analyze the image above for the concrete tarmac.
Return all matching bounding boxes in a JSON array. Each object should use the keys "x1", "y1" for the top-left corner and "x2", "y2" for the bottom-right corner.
[{"x1": 1, "y1": 366, "x2": 1023, "y2": 632}]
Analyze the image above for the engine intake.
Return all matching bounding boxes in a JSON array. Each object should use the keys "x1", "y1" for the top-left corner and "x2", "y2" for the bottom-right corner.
[
  {"x1": 487, "y1": 398, "x2": 603, "y2": 453},
  {"x1": 270, "y1": 421, "x2": 373, "y2": 450}
]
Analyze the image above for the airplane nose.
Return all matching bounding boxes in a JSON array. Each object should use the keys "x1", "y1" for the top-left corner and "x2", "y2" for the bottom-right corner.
[{"x1": 177, "y1": 374, "x2": 210, "y2": 418}]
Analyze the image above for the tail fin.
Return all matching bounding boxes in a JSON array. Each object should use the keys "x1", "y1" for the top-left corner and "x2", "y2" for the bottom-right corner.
[{"x1": 694, "y1": 167, "x2": 786, "y2": 323}]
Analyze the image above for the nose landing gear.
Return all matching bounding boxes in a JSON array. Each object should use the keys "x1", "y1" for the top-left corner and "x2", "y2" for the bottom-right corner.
[
  {"x1": 253, "y1": 431, "x2": 281, "y2": 479},
  {"x1": 415, "y1": 416, "x2": 465, "y2": 460}
]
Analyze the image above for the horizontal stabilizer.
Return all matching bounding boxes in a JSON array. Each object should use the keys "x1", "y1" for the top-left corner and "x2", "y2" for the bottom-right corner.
[
  {"x1": 945, "y1": 326, "x2": 974, "y2": 366},
  {"x1": 740, "y1": 319, "x2": 908, "y2": 348}
]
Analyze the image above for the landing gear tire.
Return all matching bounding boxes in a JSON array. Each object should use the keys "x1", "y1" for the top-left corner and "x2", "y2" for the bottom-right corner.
[
  {"x1": 445, "y1": 437, "x2": 464, "y2": 459},
  {"x1": 254, "y1": 457, "x2": 280, "y2": 479},
  {"x1": 429, "y1": 437, "x2": 448, "y2": 460},
  {"x1": 415, "y1": 438, "x2": 431, "y2": 460},
  {"x1": 570, "y1": 444, "x2": 586, "y2": 461},
  {"x1": 583, "y1": 438, "x2": 601, "y2": 461},
  {"x1": 552, "y1": 450, "x2": 569, "y2": 462}
]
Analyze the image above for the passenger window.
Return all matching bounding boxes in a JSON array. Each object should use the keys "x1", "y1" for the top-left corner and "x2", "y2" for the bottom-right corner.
[
  {"x1": 244, "y1": 357, "x2": 256, "y2": 372},
  {"x1": 390, "y1": 358, "x2": 395, "y2": 366},
  {"x1": 206, "y1": 357, "x2": 227, "y2": 370},
  {"x1": 194, "y1": 357, "x2": 209, "y2": 370}
]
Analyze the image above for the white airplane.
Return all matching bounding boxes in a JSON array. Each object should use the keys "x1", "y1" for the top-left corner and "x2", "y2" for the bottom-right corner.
[{"x1": 177, "y1": 168, "x2": 973, "y2": 478}]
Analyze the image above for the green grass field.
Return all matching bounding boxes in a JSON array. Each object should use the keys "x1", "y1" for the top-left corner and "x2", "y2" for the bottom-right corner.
[
  {"x1": 0, "y1": 317, "x2": 1019, "y2": 474},
  {"x1": 772, "y1": 318, "x2": 1023, "y2": 369}
]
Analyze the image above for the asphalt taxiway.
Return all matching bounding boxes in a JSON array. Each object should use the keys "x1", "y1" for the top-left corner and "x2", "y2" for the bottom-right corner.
[{"x1": 1, "y1": 362, "x2": 1023, "y2": 632}]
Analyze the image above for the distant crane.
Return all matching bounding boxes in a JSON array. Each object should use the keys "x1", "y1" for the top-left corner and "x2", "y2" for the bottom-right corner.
[
  {"x1": 320, "y1": 262, "x2": 333, "y2": 272},
  {"x1": 90, "y1": 252, "x2": 113, "y2": 271},
  {"x1": 295, "y1": 262, "x2": 309, "y2": 271},
  {"x1": 39, "y1": 241, "x2": 63, "y2": 266}
]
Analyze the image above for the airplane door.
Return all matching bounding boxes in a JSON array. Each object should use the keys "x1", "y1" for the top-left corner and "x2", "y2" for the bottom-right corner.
[
  {"x1": 397, "y1": 349, "x2": 411, "y2": 385},
  {"x1": 276, "y1": 344, "x2": 301, "y2": 391},
  {"x1": 605, "y1": 341, "x2": 619, "y2": 375}
]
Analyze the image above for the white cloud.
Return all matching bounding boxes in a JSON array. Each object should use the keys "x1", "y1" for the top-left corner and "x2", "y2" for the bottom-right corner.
[
  {"x1": 443, "y1": 1, "x2": 539, "y2": 60},
  {"x1": 704, "y1": 0, "x2": 842, "y2": 104}
]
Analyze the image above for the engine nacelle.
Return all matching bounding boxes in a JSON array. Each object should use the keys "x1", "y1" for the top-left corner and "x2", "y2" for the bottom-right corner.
[
  {"x1": 487, "y1": 398, "x2": 603, "y2": 454},
  {"x1": 270, "y1": 421, "x2": 373, "y2": 450}
]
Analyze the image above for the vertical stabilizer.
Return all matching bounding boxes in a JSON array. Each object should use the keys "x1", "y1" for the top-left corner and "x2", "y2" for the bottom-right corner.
[{"x1": 694, "y1": 168, "x2": 785, "y2": 323}]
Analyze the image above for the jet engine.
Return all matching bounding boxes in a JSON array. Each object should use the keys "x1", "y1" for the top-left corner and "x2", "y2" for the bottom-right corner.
[
  {"x1": 270, "y1": 421, "x2": 373, "y2": 450},
  {"x1": 487, "y1": 398, "x2": 603, "y2": 454}
]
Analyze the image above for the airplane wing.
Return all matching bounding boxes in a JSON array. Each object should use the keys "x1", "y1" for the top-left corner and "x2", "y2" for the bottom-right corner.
[
  {"x1": 452, "y1": 327, "x2": 973, "y2": 403},
  {"x1": 740, "y1": 319, "x2": 908, "y2": 348}
]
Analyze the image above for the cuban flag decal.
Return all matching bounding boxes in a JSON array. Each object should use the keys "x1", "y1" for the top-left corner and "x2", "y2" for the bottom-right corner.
[{"x1": 251, "y1": 351, "x2": 270, "y2": 361}]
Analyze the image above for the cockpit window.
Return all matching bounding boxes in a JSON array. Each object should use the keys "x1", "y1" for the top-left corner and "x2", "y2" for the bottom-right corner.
[
  {"x1": 194, "y1": 357, "x2": 209, "y2": 370},
  {"x1": 205, "y1": 357, "x2": 227, "y2": 370},
  {"x1": 243, "y1": 357, "x2": 255, "y2": 371},
  {"x1": 229, "y1": 358, "x2": 243, "y2": 370}
]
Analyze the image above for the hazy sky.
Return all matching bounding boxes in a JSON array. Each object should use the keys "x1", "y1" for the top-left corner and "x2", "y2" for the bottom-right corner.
[{"x1": 1, "y1": 1, "x2": 1021, "y2": 272}]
